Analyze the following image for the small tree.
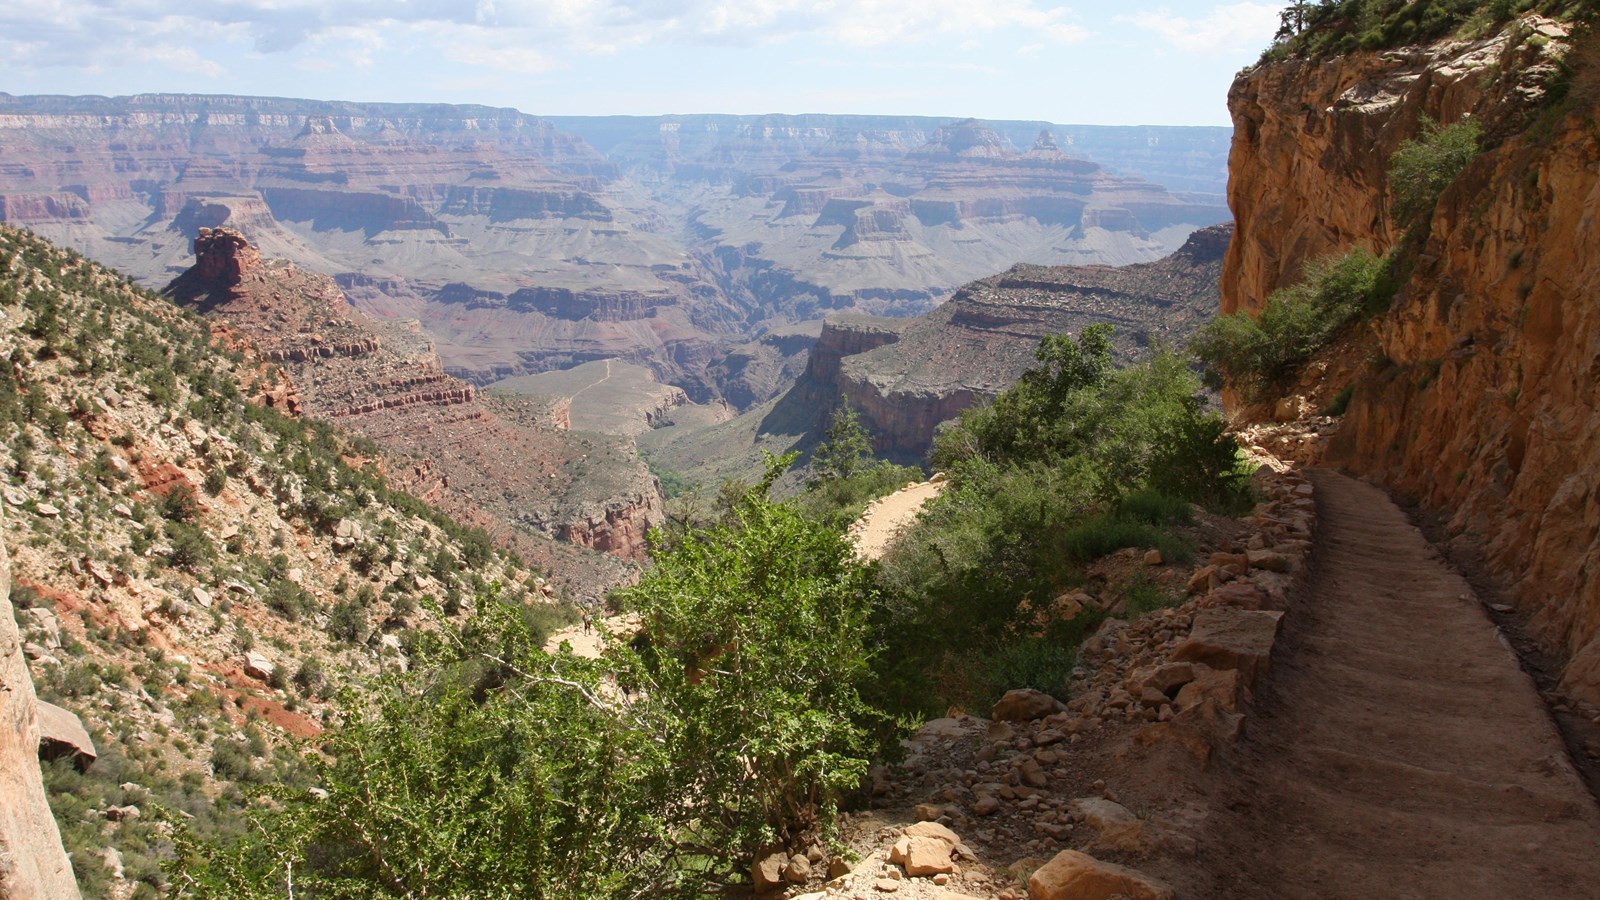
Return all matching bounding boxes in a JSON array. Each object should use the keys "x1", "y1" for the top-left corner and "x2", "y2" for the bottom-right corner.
[
  {"x1": 617, "y1": 452, "x2": 889, "y2": 866},
  {"x1": 809, "y1": 401, "x2": 873, "y2": 483}
]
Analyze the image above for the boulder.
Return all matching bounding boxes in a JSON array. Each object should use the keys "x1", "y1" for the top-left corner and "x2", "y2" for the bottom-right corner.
[
  {"x1": 784, "y1": 854, "x2": 812, "y2": 883},
  {"x1": 1027, "y1": 850, "x2": 1175, "y2": 900},
  {"x1": 1171, "y1": 607, "x2": 1284, "y2": 689},
  {"x1": 1174, "y1": 664, "x2": 1243, "y2": 713},
  {"x1": 243, "y1": 652, "x2": 275, "y2": 681},
  {"x1": 1072, "y1": 797, "x2": 1147, "y2": 854},
  {"x1": 904, "y1": 821, "x2": 963, "y2": 849},
  {"x1": 36, "y1": 700, "x2": 97, "y2": 772},
  {"x1": 752, "y1": 851, "x2": 787, "y2": 894},
  {"x1": 1246, "y1": 549, "x2": 1292, "y2": 573},
  {"x1": 890, "y1": 835, "x2": 955, "y2": 876},
  {"x1": 1208, "y1": 581, "x2": 1271, "y2": 610},
  {"x1": 991, "y1": 688, "x2": 1064, "y2": 721}
]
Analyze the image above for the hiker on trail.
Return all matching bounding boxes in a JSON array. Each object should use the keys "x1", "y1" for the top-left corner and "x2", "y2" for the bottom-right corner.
[{"x1": 582, "y1": 610, "x2": 592, "y2": 634}]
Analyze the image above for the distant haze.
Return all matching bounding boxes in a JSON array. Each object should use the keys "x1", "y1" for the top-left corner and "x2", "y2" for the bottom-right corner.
[{"x1": 0, "y1": 2, "x2": 1280, "y2": 126}]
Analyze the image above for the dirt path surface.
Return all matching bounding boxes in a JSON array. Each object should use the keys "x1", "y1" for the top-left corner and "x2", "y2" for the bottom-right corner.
[
  {"x1": 1201, "y1": 470, "x2": 1600, "y2": 898},
  {"x1": 850, "y1": 480, "x2": 944, "y2": 561},
  {"x1": 542, "y1": 613, "x2": 639, "y2": 660}
]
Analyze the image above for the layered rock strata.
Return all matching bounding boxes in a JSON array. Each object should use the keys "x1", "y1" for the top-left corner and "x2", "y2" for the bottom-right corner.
[
  {"x1": 799, "y1": 224, "x2": 1229, "y2": 456},
  {"x1": 1223, "y1": 17, "x2": 1600, "y2": 702},
  {"x1": 166, "y1": 229, "x2": 664, "y2": 579}
]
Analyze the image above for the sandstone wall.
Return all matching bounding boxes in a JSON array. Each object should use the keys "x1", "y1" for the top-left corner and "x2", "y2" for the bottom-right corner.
[
  {"x1": 0, "y1": 507, "x2": 82, "y2": 898},
  {"x1": 1224, "y1": 18, "x2": 1600, "y2": 702}
]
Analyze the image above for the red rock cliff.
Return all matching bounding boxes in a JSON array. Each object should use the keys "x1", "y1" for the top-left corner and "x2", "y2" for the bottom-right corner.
[{"x1": 1223, "y1": 17, "x2": 1600, "y2": 702}]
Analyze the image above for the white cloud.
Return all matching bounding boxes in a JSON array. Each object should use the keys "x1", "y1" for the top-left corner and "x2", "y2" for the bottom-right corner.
[
  {"x1": 1118, "y1": 3, "x2": 1279, "y2": 55},
  {"x1": 0, "y1": 0, "x2": 1089, "y2": 73}
]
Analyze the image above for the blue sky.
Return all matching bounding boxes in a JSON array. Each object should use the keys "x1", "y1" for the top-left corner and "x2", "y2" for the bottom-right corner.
[{"x1": 0, "y1": 1, "x2": 1283, "y2": 125}]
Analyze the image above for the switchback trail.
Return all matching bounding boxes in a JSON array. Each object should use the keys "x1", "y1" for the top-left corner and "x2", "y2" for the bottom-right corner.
[{"x1": 1201, "y1": 469, "x2": 1600, "y2": 898}]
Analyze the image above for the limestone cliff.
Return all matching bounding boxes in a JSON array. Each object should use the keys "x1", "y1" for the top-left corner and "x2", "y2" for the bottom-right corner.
[
  {"x1": 1223, "y1": 16, "x2": 1600, "y2": 703},
  {"x1": 0, "y1": 507, "x2": 81, "y2": 899}
]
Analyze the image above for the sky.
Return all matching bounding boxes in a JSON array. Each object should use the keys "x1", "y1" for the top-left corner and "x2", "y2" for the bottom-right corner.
[{"x1": 0, "y1": 1, "x2": 1284, "y2": 126}]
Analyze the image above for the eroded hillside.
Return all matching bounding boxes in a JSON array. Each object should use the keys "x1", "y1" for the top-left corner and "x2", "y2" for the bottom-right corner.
[
  {"x1": 163, "y1": 227, "x2": 661, "y2": 597},
  {"x1": 0, "y1": 225, "x2": 566, "y2": 895}
]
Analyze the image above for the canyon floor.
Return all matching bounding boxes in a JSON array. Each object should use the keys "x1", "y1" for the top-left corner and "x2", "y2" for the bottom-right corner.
[{"x1": 1192, "y1": 470, "x2": 1600, "y2": 898}]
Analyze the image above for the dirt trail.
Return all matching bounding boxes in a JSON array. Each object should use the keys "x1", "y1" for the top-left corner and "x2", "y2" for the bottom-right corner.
[
  {"x1": 1201, "y1": 469, "x2": 1600, "y2": 898},
  {"x1": 542, "y1": 613, "x2": 639, "y2": 660},
  {"x1": 850, "y1": 480, "x2": 944, "y2": 561}
]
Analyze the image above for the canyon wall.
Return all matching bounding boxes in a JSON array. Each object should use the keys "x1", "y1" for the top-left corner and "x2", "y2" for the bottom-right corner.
[
  {"x1": 0, "y1": 507, "x2": 82, "y2": 899},
  {"x1": 166, "y1": 229, "x2": 664, "y2": 590},
  {"x1": 815, "y1": 224, "x2": 1229, "y2": 457},
  {"x1": 1223, "y1": 18, "x2": 1600, "y2": 703}
]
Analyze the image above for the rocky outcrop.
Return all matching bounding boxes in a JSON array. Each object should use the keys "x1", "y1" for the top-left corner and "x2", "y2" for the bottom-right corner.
[
  {"x1": 1223, "y1": 18, "x2": 1600, "y2": 702},
  {"x1": 193, "y1": 226, "x2": 261, "y2": 286},
  {"x1": 165, "y1": 231, "x2": 664, "y2": 586},
  {"x1": 0, "y1": 507, "x2": 82, "y2": 899}
]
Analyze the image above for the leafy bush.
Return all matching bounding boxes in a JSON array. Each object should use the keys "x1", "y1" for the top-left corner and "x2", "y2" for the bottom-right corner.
[
  {"x1": 1192, "y1": 248, "x2": 1390, "y2": 397},
  {"x1": 1388, "y1": 116, "x2": 1483, "y2": 229},
  {"x1": 874, "y1": 329, "x2": 1247, "y2": 715},
  {"x1": 1269, "y1": 0, "x2": 1540, "y2": 60},
  {"x1": 616, "y1": 454, "x2": 890, "y2": 863},
  {"x1": 174, "y1": 457, "x2": 890, "y2": 896}
]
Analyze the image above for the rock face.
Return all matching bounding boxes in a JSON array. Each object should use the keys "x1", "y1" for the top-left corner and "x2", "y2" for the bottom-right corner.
[
  {"x1": 165, "y1": 230, "x2": 664, "y2": 588},
  {"x1": 1223, "y1": 17, "x2": 1600, "y2": 703},
  {"x1": 0, "y1": 507, "x2": 83, "y2": 899},
  {"x1": 799, "y1": 224, "x2": 1229, "y2": 456}
]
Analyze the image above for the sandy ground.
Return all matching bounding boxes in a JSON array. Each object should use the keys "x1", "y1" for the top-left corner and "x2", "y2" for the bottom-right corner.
[
  {"x1": 1195, "y1": 470, "x2": 1600, "y2": 898},
  {"x1": 850, "y1": 480, "x2": 945, "y2": 561},
  {"x1": 542, "y1": 613, "x2": 640, "y2": 660}
]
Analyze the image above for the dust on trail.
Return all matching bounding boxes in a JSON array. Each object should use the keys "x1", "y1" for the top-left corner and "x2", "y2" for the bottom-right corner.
[
  {"x1": 1199, "y1": 470, "x2": 1600, "y2": 898},
  {"x1": 850, "y1": 479, "x2": 945, "y2": 561}
]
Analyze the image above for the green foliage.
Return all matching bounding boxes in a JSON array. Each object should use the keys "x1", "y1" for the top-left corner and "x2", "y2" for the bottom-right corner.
[
  {"x1": 1388, "y1": 116, "x2": 1483, "y2": 229},
  {"x1": 1192, "y1": 248, "x2": 1391, "y2": 397},
  {"x1": 809, "y1": 401, "x2": 874, "y2": 483},
  {"x1": 176, "y1": 463, "x2": 890, "y2": 895},
  {"x1": 796, "y1": 458, "x2": 925, "y2": 532},
  {"x1": 173, "y1": 607, "x2": 675, "y2": 898},
  {"x1": 874, "y1": 329, "x2": 1247, "y2": 715},
  {"x1": 1268, "y1": 0, "x2": 1546, "y2": 60},
  {"x1": 617, "y1": 452, "x2": 889, "y2": 863}
]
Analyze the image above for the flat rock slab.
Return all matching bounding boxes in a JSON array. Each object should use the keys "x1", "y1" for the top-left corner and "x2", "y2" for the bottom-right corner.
[{"x1": 1171, "y1": 606, "x2": 1284, "y2": 688}]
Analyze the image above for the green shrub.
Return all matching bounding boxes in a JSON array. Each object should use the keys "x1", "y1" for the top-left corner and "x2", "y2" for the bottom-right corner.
[
  {"x1": 979, "y1": 638, "x2": 1079, "y2": 702},
  {"x1": 1388, "y1": 116, "x2": 1483, "y2": 229},
  {"x1": 1192, "y1": 248, "x2": 1390, "y2": 397}
]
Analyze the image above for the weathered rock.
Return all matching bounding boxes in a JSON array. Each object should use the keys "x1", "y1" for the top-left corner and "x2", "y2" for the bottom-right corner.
[
  {"x1": 1173, "y1": 664, "x2": 1243, "y2": 714},
  {"x1": 1171, "y1": 607, "x2": 1284, "y2": 688},
  {"x1": 1072, "y1": 797, "x2": 1148, "y2": 854},
  {"x1": 890, "y1": 835, "x2": 955, "y2": 877},
  {"x1": 1027, "y1": 850, "x2": 1175, "y2": 900},
  {"x1": 991, "y1": 688, "x2": 1064, "y2": 721},
  {"x1": 1, "y1": 507, "x2": 82, "y2": 897},
  {"x1": 784, "y1": 854, "x2": 812, "y2": 883},
  {"x1": 1246, "y1": 549, "x2": 1292, "y2": 573},
  {"x1": 752, "y1": 851, "x2": 787, "y2": 894},
  {"x1": 34, "y1": 703, "x2": 94, "y2": 778},
  {"x1": 243, "y1": 652, "x2": 275, "y2": 681}
]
